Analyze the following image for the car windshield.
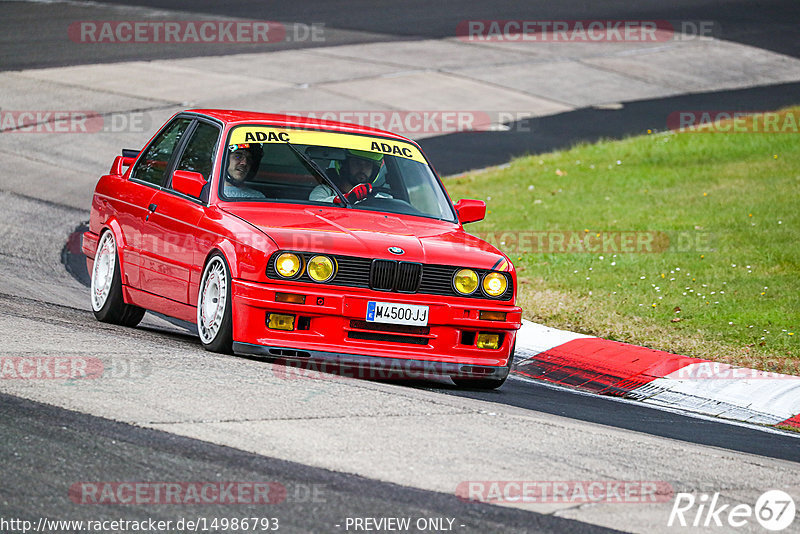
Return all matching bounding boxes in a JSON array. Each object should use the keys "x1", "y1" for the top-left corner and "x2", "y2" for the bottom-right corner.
[{"x1": 219, "y1": 125, "x2": 457, "y2": 222}]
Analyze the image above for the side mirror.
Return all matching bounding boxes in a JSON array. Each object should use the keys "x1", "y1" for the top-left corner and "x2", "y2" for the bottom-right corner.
[
  {"x1": 110, "y1": 155, "x2": 136, "y2": 175},
  {"x1": 172, "y1": 170, "x2": 207, "y2": 199},
  {"x1": 453, "y1": 199, "x2": 486, "y2": 224}
]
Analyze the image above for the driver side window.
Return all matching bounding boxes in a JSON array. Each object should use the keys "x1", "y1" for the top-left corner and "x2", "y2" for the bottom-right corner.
[
  {"x1": 175, "y1": 122, "x2": 219, "y2": 182},
  {"x1": 171, "y1": 122, "x2": 220, "y2": 201},
  {"x1": 130, "y1": 118, "x2": 192, "y2": 187}
]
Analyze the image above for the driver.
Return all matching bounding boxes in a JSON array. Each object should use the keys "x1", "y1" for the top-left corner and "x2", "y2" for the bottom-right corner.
[
  {"x1": 309, "y1": 149, "x2": 386, "y2": 204},
  {"x1": 223, "y1": 143, "x2": 266, "y2": 199}
]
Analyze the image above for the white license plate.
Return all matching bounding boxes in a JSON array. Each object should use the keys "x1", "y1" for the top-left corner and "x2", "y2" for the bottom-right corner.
[{"x1": 366, "y1": 301, "x2": 429, "y2": 326}]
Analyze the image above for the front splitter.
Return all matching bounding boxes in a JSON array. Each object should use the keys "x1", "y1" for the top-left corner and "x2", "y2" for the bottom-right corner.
[{"x1": 233, "y1": 342, "x2": 509, "y2": 382}]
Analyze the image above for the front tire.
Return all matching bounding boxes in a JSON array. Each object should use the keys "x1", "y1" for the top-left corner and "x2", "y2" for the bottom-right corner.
[
  {"x1": 197, "y1": 253, "x2": 233, "y2": 353},
  {"x1": 90, "y1": 230, "x2": 145, "y2": 327}
]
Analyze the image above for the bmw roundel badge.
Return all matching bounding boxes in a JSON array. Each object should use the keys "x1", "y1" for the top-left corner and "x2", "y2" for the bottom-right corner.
[{"x1": 388, "y1": 246, "x2": 404, "y2": 255}]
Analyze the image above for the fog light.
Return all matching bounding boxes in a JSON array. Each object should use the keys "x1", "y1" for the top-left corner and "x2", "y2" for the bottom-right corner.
[
  {"x1": 267, "y1": 313, "x2": 295, "y2": 331},
  {"x1": 476, "y1": 333, "x2": 500, "y2": 349},
  {"x1": 479, "y1": 310, "x2": 507, "y2": 321},
  {"x1": 275, "y1": 292, "x2": 305, "y2": 304}
]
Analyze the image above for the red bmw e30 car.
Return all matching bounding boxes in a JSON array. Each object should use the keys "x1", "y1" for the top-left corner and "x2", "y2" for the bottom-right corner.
[{"x1": 83, "y1": 110, "x2": 522, "y2": 388}]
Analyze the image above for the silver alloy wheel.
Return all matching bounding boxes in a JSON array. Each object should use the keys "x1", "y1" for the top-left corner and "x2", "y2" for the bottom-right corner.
[
  {"x1": 90, "y1": 231, "x2": 116, "y2": 312},
  {"x1": 198, "y1": 256, "x2": 228, "y2": 344}
]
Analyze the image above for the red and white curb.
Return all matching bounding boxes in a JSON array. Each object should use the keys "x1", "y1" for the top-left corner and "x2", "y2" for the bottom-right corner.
[{"x1": 513, "y1": 320, "x2": 800, "y2": 429}]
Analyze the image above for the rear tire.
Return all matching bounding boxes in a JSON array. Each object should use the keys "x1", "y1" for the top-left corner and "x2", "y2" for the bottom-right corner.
[
  {"x1": 90, "y1": 230, "x2": 145, "y2": 327},
  {"x1": 197, "y1": 253, "x2": 233, "y2": 353}
]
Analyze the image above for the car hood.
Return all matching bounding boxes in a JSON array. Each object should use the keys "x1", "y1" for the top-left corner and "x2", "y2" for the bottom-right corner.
[{"x1": 220, "y1": 204, "x2": 508, "y2": 270}]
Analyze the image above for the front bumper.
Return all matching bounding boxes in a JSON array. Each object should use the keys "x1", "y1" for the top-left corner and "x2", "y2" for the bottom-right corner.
[{"x1": 231, "y1": 278, "x2": 522, "y2": 373}]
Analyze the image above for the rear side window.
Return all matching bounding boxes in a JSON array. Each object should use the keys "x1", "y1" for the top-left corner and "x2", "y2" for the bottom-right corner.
[
  {"x1": 130, "y1": 118, "x2": 192, "y2": 187},
  {"x1": 175, "y1": 122, "x2": 220, "y2": 182}
]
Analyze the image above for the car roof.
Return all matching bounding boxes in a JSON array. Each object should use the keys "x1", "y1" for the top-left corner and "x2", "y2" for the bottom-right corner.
[{"x1": 187, "y1": 109, "x2": 414, "y2": 143}]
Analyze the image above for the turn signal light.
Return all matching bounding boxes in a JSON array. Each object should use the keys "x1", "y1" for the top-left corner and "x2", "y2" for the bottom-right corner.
[
  {"x1": 275, "y1": 292, "x2": 305, "y2": 304},
  {"x1": 479, "y1": 310, "x2": 507, "y2": 321},
  {"x1": 476, "y1": 333, "x2": 500, "y2": 349},
  {"x1": 267, "y1": 313, "x2": 295, "y2": 331}
]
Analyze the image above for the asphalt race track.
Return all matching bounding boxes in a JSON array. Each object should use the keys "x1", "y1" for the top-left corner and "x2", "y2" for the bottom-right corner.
[
  {"x1": 2, "y1": 393, "x2": 614, "y2": 534},
  {"x1": 1, "y1": 1, "x2": 799, "y2": 533}
]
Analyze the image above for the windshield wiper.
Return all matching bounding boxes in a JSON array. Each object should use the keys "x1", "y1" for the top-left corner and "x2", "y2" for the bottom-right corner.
[{"x1": 285, "y1": 142, "x2": 349, "y2": 206}]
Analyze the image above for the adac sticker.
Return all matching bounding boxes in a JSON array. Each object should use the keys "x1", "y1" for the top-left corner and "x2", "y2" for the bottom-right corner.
[{"x1": 228, "y1": 126, "x2": 425, "y2": 163}]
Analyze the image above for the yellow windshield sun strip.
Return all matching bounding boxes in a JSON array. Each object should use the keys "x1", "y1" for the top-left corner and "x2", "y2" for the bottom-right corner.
[{"x1": 229, "y1": 126, "x2": 426, "y2": 163}]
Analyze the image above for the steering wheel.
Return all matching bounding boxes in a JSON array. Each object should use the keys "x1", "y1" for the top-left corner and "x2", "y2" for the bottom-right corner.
[
  {"x1": 371, "y1": 185, "x2": 393, "y2": 197},
  {"x1": 350, "y1": 184, "x2": 389, "y2": 204}
]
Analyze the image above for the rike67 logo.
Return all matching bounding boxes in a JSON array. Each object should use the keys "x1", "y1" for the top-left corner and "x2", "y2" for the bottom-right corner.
[{"x1": 668, "y1": 490, "x2": 796, "y2": 531}]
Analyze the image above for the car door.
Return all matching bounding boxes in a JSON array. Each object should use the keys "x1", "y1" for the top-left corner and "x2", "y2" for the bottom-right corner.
[
  {"x1": 140, "y1": 119, "x2": 221, "y2": 304},
  {"x1": 120, "y1": 116, "x2": 193, "y2": 288}
]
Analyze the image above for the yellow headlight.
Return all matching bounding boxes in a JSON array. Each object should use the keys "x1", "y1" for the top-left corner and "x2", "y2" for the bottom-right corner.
[
  {"x1": 482, "y1": 272, "x2": 508, "y2": 297},
  {"x1": 275, "y1": 253, "x2": 301, "y2": 278},
  {"x1": 308, "y1": 255, "x2": 335, "y2": 282},
  {"x1": 454, "y1": 269, "x2": 479, "y2": 295}
]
